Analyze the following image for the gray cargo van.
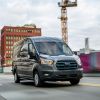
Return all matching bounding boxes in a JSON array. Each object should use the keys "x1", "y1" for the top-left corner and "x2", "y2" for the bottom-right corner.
[{"x1": 12, "y1": 36, "x2": 83, "y2": 87}]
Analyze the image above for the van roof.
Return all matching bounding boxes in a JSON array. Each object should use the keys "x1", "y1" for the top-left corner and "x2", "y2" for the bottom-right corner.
[{"x1": 28, "y1": 36, "x2": 63, "y2": 42}]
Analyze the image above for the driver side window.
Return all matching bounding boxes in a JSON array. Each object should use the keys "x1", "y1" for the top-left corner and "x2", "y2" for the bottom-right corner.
[
  {"x1": 21, "y1": 43, "x2": 28, "y2": 52},
  {"x1": 19, "y1": 40, "x2": 29, "y2": 57},
  {"x1": 21, "y1": 39, "x2": 32, "y2": 52}
]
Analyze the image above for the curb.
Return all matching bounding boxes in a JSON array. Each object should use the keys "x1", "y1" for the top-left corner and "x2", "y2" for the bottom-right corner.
[
  {"x1": 83, "y1": 73, "x2": 100, "y2": 77},
  {"x1": 0, "y1": 72, "x2": 12, "y2": 75}
]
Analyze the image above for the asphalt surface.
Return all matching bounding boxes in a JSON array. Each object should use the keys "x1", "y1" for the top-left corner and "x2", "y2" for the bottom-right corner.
[{"x1": 0, "y1": 74, "x2": 100, "y2": 100}]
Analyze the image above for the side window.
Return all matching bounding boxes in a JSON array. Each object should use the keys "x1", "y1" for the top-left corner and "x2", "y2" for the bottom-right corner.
[
  {"x1": 13, "y1": 46, "x2": 21, "y2": 58},
  {"x1": 21, "y1": 40, "x2": 29, "y2": 52},
  {"x1": 13, "y1": 40, "x2": 24, "y2": 58},
  {"x1": 63, "y1": 44, "x2": 72, "y2": 55},
  {"x1": 21, "y1": 43, "x2": 28, "y2": 52}
]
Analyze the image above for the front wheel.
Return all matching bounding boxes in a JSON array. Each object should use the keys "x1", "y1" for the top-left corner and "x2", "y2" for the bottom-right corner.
[
  {"x1": 34, "y1": 71, "x2": 43, "y2": 87},
  {"x1": 70, "y1": 79, "x2": 80, "y2": 85},
  {"x1": 14, "y1": 71, "x2": 20, "y2": 83}
]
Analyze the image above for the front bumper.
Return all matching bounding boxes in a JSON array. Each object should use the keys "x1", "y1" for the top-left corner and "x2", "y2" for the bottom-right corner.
[{"x1": 39, "y1": 69, "x2": 83, "y2": 81}]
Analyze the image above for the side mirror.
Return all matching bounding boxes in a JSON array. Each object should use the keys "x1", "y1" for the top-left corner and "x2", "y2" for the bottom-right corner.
[
  {"x1": 73, "y1": 51, "x2": 77, "y2": 55},
  {"x1": 28, "y1": 43, "x2": 36, "y2": 58}
]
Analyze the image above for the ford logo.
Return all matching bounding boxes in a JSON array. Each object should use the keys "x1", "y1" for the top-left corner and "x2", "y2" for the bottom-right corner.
[{"x1": 64, "y1": 62, "x2": 70, "y2": 66}]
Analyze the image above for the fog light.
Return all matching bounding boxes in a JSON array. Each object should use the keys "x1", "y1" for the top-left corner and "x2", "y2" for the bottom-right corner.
[
  {"x1": 44, "y1": 74, "x2": 49, "y2": 76},
  {"x1": 78, "y1": 68, "x2": 83, "y2": 71}
]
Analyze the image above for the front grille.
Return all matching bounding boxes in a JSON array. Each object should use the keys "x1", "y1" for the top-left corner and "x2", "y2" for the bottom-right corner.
[{"x1": 56, "y1": 60, "x2": 77, "y2": 70}]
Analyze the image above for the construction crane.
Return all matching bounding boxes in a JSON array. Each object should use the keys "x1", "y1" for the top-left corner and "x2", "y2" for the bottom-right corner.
[{"x1": 58, "y1": 0, "x2": 77, "y2": 43}]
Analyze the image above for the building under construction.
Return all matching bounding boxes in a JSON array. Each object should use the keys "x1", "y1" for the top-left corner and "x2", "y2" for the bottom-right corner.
[{"x1": 1, "y1": 24, "x2": 41, "y2": 67}]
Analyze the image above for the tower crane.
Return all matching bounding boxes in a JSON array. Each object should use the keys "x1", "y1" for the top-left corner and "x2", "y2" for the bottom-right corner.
[{"x1": 58, "y1": 0, "x2": 77, "y2": 43}]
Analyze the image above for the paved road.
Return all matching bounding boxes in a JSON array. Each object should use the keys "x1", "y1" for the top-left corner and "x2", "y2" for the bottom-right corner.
[{"x1": 0, "y1": 74, "x2": 100, "y2": 100}]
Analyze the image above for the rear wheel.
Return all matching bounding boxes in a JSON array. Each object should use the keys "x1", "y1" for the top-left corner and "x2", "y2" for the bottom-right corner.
[
  {"x1": 70, "y1": 79, "x2": 80, "y2": 85},
  {"x1": 14, "y1": 71, "x2": 20, "y2": 83},
  {"x1": 34, "y1": 71, "x2": 43, "y2": 87}
]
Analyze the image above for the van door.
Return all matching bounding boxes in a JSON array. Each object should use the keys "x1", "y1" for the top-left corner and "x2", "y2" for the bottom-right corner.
[
  {"x1": 27, "y1": 43, "x2": 38, "y2": 77},
  {"x1": 19, "y1": 39, "x2": 37, "y2": 78},
  {"x1": 19, "y1": 39, "x2": 31, "y2": 77}
]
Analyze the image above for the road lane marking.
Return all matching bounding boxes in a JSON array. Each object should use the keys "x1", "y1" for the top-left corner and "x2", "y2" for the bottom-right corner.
[{"x1": 80, "y1": 83, "x2": 100, "y2": 87}]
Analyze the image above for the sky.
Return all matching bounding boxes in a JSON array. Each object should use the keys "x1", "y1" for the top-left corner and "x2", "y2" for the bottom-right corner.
[{"x1": 0, "y1": 0, "x2": 100, "y2": 51}]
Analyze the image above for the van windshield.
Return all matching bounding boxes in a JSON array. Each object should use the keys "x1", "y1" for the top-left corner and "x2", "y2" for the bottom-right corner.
[{"x1": 35, "y1": 41, "x2": 73, "y2": 56}]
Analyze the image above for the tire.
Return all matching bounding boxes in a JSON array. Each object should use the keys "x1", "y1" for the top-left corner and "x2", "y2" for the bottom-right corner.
[
  {"x1": 70, "y1": 79, "x2": 80, "y2": 85},
  {"x1": 14, "y1": 71, "x2": 20, "y2": 83},
  {"x1": 34, "y1": 71, "x2": 43, "y2": 87}
]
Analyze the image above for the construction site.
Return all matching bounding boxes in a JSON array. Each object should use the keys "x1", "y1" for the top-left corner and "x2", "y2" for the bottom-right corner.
[
  {"x1": 0, "y1": 1, "x2": 100, "y2": 100},
  {"x1": 0, "y1": 0, "x2": 100, "y2": 73}
]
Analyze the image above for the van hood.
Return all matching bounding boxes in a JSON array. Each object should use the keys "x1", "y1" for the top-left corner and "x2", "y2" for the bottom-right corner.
[{"x1": 40, "y1": 54, "x2": 78, "y2": 61}]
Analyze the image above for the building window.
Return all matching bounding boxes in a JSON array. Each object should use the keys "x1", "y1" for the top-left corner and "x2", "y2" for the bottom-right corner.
[
  {"x1": 6, "y1": 51, "x2": 8, "y2": 53},
  {"x1": 13, "y1": 29, "x2": 15, "y2": 32},
  {"x1": 6, "y1": 36, "x2": 8, "y2": 40},
  {"x1": 6, "y1": 29, "x2": 11, "y2": 32},
  {"x1": 21, "y1": 30, "x2": 24, "y2": 32},
  {"x1": 11, "y1": 36, "x2": 12, "y2": 39},
  {"x1": 23, "y1": 30, "x2": 24, "y2": 32},
  {"x1": 8, "y1": 36, "x2": 10, "y2": 39},
  {"x1": 6, "y1": 29, "x2": 8, "y2": 31},
  {"x1": 16, "y1": 29, "x2": 18, "y2": 32},
  {"x1": 14, "y1": 36, "x2": 16, "y2": 40},
  {"x1": 6, "y1": 41, "x2": 9, "y2": 45},
  {"x1": 27, "y1": 30, "x2": 32, "y2": 33},
  {"x1": 6, "y1": 46, "x2": 8, "y2": 49},
  {"x1": 6, "y1": 36, "x2": 12, "y2": 40},
  {"x1": 32, "y1": 30, "x2": 34, "y2": 33},
  {"x1": 10, "y1": 29, "x2": 13, "y2": 32}
]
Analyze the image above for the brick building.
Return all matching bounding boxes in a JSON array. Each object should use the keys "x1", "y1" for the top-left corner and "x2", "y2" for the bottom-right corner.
[{"x1": 1, "y1": 25, "x2": 41, "y2": 67}]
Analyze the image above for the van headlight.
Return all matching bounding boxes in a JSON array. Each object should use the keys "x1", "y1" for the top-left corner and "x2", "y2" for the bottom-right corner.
[
  {"x1": 75, "y1": 57, "x2": 82, "y2": 66},
  {"x1": 40, "y1": 58, "x2": 54, "y2": 65}
]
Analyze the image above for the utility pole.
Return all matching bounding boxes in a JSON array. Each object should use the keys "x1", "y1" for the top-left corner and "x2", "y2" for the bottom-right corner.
[{"x1": 58, "y1": 0, "x2": 77, "y2": 43}]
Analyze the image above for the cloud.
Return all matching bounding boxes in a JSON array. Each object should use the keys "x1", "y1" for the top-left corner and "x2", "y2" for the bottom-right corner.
[
  {"x1": 67, "y1": 0, "x2": 100, "y2": 50},
  {"x1": 0, "y1": 0, "x2": 100, "y2": 50},
  {"x1": 0, "y1": 0, "x2": 60, "y2": 34}
]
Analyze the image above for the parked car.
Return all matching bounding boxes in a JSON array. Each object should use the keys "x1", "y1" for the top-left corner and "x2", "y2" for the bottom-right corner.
[{"x1": 12, "y1": 36, "x2": 83, "y2": 87}]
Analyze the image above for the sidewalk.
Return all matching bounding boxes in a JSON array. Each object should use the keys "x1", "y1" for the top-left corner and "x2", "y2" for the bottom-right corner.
[
  {"x1": 83, "y1": 73, "x2": 100, "y2": 77},
  {"x1": 0, "y1": 73, "x2": 13, "y2": 79},
  {"x1": 0, "y1": 66, "x2": 12, "y2": 74}
]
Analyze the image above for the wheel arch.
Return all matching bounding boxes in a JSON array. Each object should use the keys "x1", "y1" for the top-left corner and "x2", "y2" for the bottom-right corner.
[
  {"x1": 12, "y1": 65, "x2": 17, "y2": 75},
  {"x1": 32, "y1": 63, "x2": 40, "y2": 77}
]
